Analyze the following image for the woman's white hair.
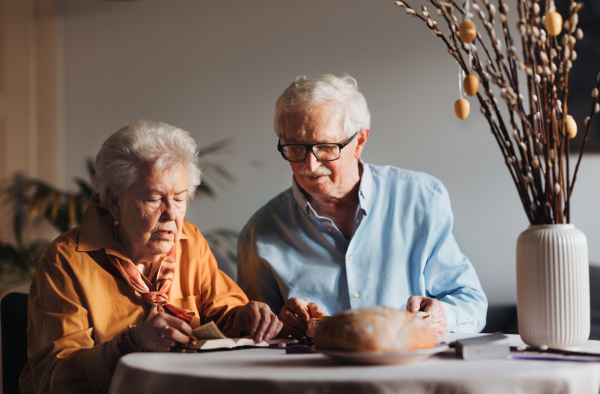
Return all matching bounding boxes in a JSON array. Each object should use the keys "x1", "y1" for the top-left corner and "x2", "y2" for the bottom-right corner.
[
  {"x1": 93, "y1": 120, "x2": 202, "y2": 209},
  {"x1": 274, "y1": 73, "x2": 371, "y2": 139}
]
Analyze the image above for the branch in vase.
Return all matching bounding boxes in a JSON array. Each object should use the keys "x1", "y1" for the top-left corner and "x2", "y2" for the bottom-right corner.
[
  {"x1": 569, "y1": 79, "x2": 600, "y2": 202},
  {"x1": 393, "y1": 0, "x2": 598, "y2": 224}
]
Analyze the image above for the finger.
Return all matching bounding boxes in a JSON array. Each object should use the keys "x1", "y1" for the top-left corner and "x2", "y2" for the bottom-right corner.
[
  {"x1": 280, "y1": 321, "x2": 307, "y2": 339},
  {"x1": 307, "y1": 303, "x2": 326, "y2": 318},
  {"x1": 156, "y1": 344, "x2": 175, "y2": 352},
  {"x1": 164, "y1": 316, "x2": 194, "y2": 338},
  {"x1": 423, "y1": 301, "x2": 436, "y2": 316},
  {"x1": 286, "y1": 298, "x2": 310, "y2": 323},
  {"x1": 281, "y1": 310, "x2": 308, "y2": 331},
  {"x1": 263, "y1": 315, "x2": 283, "y2": 341},
  {"x1": 245, "y1": 303, "x2": 262, "y2": 337},
  {"x1": 427, "y1": 322, "x2": 446, "y2": 337},
  {"x1": 253, "y1": 311, "x2": 272, "y2": 342},
  {"x1": 406, "y1": 296, "x2": 423, "y2": 312},
  {"x1": 166, "y1": 326, "x2": 192, "y2": 344},
  {"x1": 156, "y1": 326, "x2": 178, "y2": 350}
]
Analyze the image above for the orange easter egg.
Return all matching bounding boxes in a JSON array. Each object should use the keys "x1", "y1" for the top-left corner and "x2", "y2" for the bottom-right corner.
[
  {"x1": 459, "y1": 20, "x2": 477, "y2": 43},
  {"x1": 454, "y1": 98, "x2": 470, "y2": 120},
  {"x1": 566, "y1": 115, "x2": 577, "y2": 138},
  {"x1": 544, "y1": 12, "x2": 562, "y2": 37},
  {"x1": 463, "y1": 75, "x2": 480, "y2": 97}
]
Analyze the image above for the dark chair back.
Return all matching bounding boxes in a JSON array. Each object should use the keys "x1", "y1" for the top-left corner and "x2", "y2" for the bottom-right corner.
[
  {"x1": 589, "y1": 265, "x2": 600, "y2": 340},
  {"x1": 1, "y1": 292, "x2": 28, "y2": 394},
  {"x1": 481, "y1": 304, "x2": 519, "y2": 334}
]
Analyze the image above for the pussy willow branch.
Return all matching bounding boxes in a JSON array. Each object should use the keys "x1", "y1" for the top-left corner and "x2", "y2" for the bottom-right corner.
[
  {"x1": 467, "y1": 0, "x2": 541, "y2": 218},
  {"x1": 569, "y1": 78, "x2": 600, "y2": 202},
  {"x1": 396, "y1": 0, "x2": 536, "y2": 222},
  {"x1": 394, "y1": 0, "x2": 596, "y2": 224}
]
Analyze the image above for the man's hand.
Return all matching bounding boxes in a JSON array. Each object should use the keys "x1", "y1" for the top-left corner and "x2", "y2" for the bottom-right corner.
[
  {"x1": 406, "y1": 296, "x2": 447, "y2": 337},
  {"x1": 226, "y1": 301, "x2": 283, "y2": 342},
  {"x1": 279, "y1": 297, "x2": 326, "y2": 338}
]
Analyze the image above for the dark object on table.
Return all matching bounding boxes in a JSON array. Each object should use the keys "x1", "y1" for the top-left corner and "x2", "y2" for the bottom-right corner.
[
  {"x1": 285, "y1": 337, "x2": 314, "y2": 354},
  {"x1": 511, "y1": 345, "x2": 600, "y2": 362},
  {"x1": 455, "y1": 333, "x2": 510, "y2": 360},
  {"x1": 1, "y1": 292, "x2": 28, "y2": 394}
]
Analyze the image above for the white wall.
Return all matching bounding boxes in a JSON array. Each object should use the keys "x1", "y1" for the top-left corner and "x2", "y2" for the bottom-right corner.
[{"x1": 60, "y1": 0, "x2": 600, "y2": 305}]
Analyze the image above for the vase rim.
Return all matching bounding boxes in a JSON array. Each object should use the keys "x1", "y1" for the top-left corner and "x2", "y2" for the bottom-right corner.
[{"x1": 527, "y1": 224, "x2": 576, "y2": 229}]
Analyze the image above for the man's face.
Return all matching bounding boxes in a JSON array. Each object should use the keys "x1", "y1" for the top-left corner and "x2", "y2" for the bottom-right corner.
[{"x1": 282, "y1": 104, "x2": 362, "y2": 200}]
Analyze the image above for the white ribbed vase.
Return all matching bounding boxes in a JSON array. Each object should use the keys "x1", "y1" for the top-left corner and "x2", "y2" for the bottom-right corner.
[{"x1": 516, "y1": 224, "x2": 590, "y2": 350}]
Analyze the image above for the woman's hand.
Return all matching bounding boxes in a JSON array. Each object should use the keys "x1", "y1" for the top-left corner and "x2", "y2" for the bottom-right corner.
[
  {"x1": 226, "y1": 301, "x2": 283, "y2": 342},
  {"x1": 279, "y1": 297, "x2": 326, "y2": 339},
  {"x1": 406, "y1": 295, "x2": 447, "y2": 337},
  {"x1": 129, "y1": 313, "x2": 194, "y2": 352}
]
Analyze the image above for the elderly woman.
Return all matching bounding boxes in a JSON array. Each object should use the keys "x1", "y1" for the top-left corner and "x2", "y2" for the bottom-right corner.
[{"x1": 19, "y1": 120, "x2": 282, "y2": 393}]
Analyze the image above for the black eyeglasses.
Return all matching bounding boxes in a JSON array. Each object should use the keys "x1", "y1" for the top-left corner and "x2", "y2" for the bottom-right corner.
[{"x1": 277, "y1": 132, "x2": 358, "y2": 162}]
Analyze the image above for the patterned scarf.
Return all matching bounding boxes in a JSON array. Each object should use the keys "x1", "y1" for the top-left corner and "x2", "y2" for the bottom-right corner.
[{"x1": 107, "y1": 246, "x2": 195, "y2": 324}]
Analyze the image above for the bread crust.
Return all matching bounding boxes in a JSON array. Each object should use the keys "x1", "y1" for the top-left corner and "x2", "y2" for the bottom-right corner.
[{"x1": 313, "y1": 306, "x2": 436, "y2": 352}]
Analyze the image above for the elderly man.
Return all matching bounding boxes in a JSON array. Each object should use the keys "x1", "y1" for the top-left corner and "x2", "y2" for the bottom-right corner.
[{"x1": 237, "y1": 74, "x2": 487, "y2": 338}]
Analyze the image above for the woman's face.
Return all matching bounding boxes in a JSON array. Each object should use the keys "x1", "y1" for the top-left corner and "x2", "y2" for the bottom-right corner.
[{"x1": 112, "y1": 163, "x2": 188, "y2": 263}]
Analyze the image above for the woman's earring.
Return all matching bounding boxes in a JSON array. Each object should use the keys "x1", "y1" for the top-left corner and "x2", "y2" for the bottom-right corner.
[{"x1": 113, "y1": 220, "x2": 119, "y2": 241}]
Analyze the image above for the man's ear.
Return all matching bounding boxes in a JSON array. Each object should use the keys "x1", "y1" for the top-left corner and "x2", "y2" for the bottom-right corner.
[
  {"x1": 105, "y1": 188, "x2": 121, "y2": 221},
  {"x1": 354, "y1": 129, "x2": 370, "y2": 159}
]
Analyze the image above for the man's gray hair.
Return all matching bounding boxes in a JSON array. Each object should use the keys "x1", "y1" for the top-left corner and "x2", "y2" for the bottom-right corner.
[
  {"x1": 93, "y1": 120, "x2": 202, "y2": 209},
  {"x1": 274, "y1": 73, "x2": 371, "y2": 139}
]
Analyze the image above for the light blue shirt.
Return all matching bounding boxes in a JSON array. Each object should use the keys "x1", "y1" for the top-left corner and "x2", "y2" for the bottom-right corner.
[{"x1": 237, "y1": 163, "x2": 487, "y2": 332}]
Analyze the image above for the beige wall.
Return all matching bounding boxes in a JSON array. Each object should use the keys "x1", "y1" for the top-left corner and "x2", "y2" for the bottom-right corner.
[
  {"x1": 58, "y1": 0, "x2": 600, "y2": 304},
  {"x1": 0, "y1": 0, "x2": 62, "y2": 244}
]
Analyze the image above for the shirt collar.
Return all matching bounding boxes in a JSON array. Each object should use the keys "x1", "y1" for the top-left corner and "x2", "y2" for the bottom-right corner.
[
  {"x1": 291, "y1": 177, "x2": 314, "y2": 217},
  {"x1": 291, "y1": 160, "x2": 373, "y2": 217},
  {"x1": 77, "y1": 194, "x2": 187, "y2": 261},
  {"x1": 358, "y1": 161, "x2": 373, "y2": 215}
]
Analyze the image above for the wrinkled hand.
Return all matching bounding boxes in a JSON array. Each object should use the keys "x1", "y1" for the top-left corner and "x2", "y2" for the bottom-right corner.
[
  {"x1": 129, "y1": 313, "x2": 194, "y2": 352},
  {"x1": 279, "y1": 297, "x2": 326, "y2": 339},
  {"x1": 226, "y1": 301, "x2": 283, "y2": 342},
  {"x1": 406, "y1": 296, "x2": 447, "y2": 337}
]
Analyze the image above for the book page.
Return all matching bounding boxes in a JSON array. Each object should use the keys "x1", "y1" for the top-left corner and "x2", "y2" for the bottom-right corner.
[
  {"x1": 193, "y1": 321, "x2": 228, "y2": 340},
  {"x1": 232, "y1": 338, "x2": 268, "y2": 347},
  {"x1": 188, "y1": 338, "x2": 268, "y2": 350}
]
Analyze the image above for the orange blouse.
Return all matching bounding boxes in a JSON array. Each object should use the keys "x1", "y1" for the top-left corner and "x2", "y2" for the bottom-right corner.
[{"x1": 19, "y1": 196, "x2": 248, "y2": 393}]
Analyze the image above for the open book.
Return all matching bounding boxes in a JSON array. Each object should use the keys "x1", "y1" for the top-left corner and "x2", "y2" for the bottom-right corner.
[{"x1": 183, "y1": 321, "x2": 269, "y2": 351}]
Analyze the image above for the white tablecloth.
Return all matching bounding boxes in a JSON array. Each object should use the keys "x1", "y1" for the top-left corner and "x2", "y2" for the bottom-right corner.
[{"x1": 109, "y1": 335, "x2": 600, "y2": 394}]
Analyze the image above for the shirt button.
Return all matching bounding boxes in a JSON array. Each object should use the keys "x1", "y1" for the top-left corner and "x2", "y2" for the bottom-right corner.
[
  {"x1": 327, "y1": 227, "x2": 332, "y2": 232},
  {"x1": 348, "y1": 255, "x2": 353, "y2": 260},
  {"x1": 353, "y1": 292, "x2": 360, "y2": 298}
]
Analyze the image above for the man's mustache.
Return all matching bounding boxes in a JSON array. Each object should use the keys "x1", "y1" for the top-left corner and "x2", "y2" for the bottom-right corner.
[{"x1": 298, "y1": 166, "x2": 332, "y2": 176}]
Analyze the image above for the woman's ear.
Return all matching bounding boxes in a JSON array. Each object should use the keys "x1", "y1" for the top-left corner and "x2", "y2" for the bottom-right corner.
[
  {"x1": 354, "y1": 129, "x2": 370, "y2": 159},
  {"x1": 105, "y1": 189, "x2": 121, "y2": 221}
]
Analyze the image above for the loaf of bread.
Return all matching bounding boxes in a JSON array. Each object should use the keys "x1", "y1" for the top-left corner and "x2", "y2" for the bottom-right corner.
[{"x1": 313, "y1": 306, "x2": 436, "y2": 352}]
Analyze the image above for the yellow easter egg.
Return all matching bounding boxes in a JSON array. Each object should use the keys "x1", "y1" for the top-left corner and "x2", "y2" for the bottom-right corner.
[
  {"x1": 463, "y1": 75, "x2": 480, "y2": 97},
  {"x1": 454, "y1": 98, "x2": 470, "y2": 120},
  {"x1": 566, "y1": 115, "x2": 577, "y2": 138},
  {"x1": 544, "y1": 12, "x2": 562, "y2": 37},
  {"x1": 459, "y1": 20, "x2": 477, "y2": 43}
]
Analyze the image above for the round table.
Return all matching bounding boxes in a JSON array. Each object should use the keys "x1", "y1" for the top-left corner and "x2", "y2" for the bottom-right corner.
[{"x1": 109, "y1": 344, "x2": 600, "y2": 394}]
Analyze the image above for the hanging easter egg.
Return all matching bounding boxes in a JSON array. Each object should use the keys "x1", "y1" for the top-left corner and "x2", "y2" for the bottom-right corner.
[
  {"x1": 459, "y1": 20, "x2": 477, "y2": 43},
  {"x1": 543, "y1": 12, "x2": 562, "y2": 37},
  {"x1": 463, "y1": 75, "x2": 480, "y2": 97},
  {"x1": 566, "y1": 115, "x2": 577, "y2": 138},
  {"x1": 454, "y1": 98, "x2": 470, "y2": 120}
]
